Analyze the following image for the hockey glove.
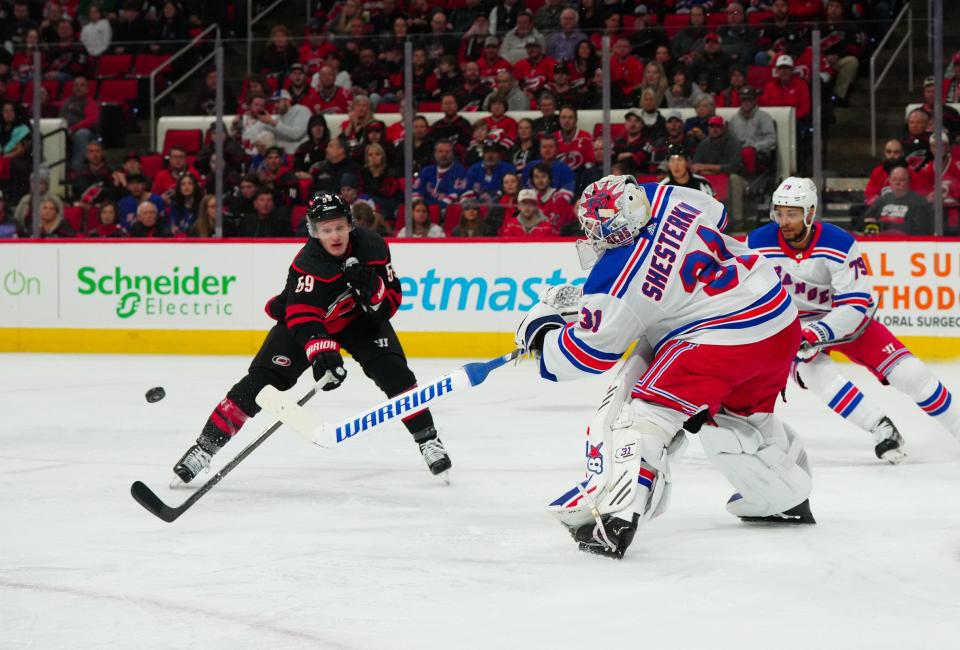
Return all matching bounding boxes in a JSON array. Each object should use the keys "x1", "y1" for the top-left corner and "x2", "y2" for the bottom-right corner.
[
  {"x1": 515, "y1": 302, "x2": 567, "y2": 357},
  {"x1": 343, "y1": 263, "x2": 383, "y2": 303},
  {"x1": 796, "y1": 323, "x2": 832, "y2": 362},
  {"x1": 305, "y1": 337, "x2": 347, "y2": 391}
]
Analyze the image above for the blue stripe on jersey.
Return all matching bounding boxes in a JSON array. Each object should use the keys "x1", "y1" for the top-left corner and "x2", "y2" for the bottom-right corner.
[
  {"x1": 816, "y1": 222, "x2": 856, "y2": 254},
  {"x1": 611, "y1": 186, "x2": 672, "y2": 299},
  {"x1": 567, "y1": 327, "x2": 623, "y2": 361},
  {"x1": 539, "y1": 355, "x2": 559, "y2": 382},
  {"x1": 583, "y1": 241, "x2": 638, "y2": 295}
]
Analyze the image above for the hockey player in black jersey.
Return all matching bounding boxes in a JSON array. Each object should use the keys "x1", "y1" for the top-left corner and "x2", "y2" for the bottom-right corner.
[{"x1": 172, "y1": 191, "x2": 451, "y2": 484}]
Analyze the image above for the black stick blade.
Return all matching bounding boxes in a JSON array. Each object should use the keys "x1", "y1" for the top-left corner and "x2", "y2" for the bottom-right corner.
[{"x1": 130, "y1": 481, "x2": 182, "y2": 523}]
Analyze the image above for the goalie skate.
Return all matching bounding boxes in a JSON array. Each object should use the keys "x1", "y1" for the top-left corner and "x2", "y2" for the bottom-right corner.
[{"x1": 573, "y1": 514, "x2": 639, "y2": 560}]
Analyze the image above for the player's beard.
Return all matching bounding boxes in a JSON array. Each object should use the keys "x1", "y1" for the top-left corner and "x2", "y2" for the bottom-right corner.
[{"x1": 782, "y1": 225, "x2": 811, "y2": 246}]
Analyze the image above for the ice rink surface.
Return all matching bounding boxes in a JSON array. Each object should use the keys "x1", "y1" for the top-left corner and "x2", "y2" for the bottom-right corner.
[{"x1": 2, "y1": 352, "x2": 960, "y2": 649}]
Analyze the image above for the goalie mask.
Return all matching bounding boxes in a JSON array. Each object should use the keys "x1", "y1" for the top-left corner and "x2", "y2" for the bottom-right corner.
[
  {"x1": 770, "y1": 177, "x2": 818, "y2": 237},
  {"x1": 576, "y1": 175, "x2": 652, "y2": 268}
]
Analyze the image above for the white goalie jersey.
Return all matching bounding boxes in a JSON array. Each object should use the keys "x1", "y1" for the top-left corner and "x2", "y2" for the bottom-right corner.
[
  {"x1": 747, "y1": 221, "x2": 874, "y2": 341},
  {"x1": 538, "y1": 184, "x2": 798, "y2": 382}
]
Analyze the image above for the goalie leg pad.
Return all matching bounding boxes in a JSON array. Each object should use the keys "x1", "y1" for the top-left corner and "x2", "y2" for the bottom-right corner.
[{"x1": 699, "y1": 412, "x2": 812, "y2": 519}]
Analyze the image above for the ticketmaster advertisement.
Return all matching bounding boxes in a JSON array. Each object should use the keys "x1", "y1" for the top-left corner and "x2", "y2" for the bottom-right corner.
[{"x1": 0, "y1": 240, "x2": 958, "y2": 357}]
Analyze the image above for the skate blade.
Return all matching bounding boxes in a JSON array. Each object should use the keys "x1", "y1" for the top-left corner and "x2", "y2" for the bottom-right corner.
[
  {"x1": 434, "y1": 470, "x2": 451, "y2": 485},
  {"x1": 880, "y1": 449, "x2": 907, "y2": 464},
  {"x1": 168, "y1": 476, "x2": 188, "y2": 489}
]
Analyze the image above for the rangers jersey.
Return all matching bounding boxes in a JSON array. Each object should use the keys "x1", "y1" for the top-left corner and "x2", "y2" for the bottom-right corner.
[
  {"x1": 747, "y1": 221, "x2": 874, "y2": 341},
  {"x1": 539, "y1": 183, "x2": 797, "y2": 382}
]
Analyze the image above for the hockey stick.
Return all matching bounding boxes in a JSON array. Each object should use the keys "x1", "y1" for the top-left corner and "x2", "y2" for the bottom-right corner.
[
  {"x1": 130, "y1": 387, "x2": 318, "y2": 523},
  {"x1": 810, "y1": 303, "x2": 879, "y2": 350},
  {"x1": 256, "y1": 348, "x2": 522, "y2": 446}
]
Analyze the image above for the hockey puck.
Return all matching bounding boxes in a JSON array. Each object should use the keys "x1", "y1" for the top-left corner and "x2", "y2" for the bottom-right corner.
[{"x1": 145, "y1": 387, "x2": 166, "y2": 403}]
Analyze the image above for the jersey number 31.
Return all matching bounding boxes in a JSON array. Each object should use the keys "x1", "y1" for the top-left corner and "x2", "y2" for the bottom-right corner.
[{"x1": 679, "y1": 226, "x2": 758, "y2": 296}]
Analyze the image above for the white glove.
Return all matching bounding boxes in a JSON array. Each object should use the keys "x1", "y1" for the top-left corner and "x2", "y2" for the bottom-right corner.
[{"x1": 515, "y1": 284, "x2": 582, "y2": 356}]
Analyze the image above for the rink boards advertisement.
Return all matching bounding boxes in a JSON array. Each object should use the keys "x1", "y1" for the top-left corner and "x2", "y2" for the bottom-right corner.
[{"x1": 1, "y1": 239, "x2": 960, "y2": 358}]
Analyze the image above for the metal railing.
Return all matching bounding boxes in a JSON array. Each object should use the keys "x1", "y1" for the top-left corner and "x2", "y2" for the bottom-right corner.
[
  {"x1": 149, "y1": 24, "x2": 221, "y2": 152},
  {"x1": 246, "y1": 0, "x2": 289, "y2": 78},
  {"x1": 870, "y1": 3, "x2": 913, "y2": 156}
]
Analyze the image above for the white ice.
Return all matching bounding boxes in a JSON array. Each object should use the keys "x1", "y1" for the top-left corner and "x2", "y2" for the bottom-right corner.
[{"x1": 2, "y1": 352, "x2": 960, "y2": 649}]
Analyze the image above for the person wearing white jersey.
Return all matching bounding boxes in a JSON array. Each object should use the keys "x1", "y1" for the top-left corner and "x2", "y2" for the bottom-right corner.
[
  {"x1": 749, "y1": 177, "x2": 960, "y2": 463},
  {"x1": 516, "y1": 175, "x2": 814, "y2": 559}
]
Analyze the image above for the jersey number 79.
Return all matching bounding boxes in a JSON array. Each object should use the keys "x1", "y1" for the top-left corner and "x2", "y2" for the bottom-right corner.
[{"x1": 679, "y1": 226, "x2": 758, "y2": 296}]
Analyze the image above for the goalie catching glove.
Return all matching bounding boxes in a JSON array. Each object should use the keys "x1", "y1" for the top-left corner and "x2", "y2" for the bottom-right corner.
[
  {"x1": 305, "y1": 336, "x2": 346, "y2": 390},
  {"x1": 515, "y1": 284, "x2": 582, "y2": 356}
]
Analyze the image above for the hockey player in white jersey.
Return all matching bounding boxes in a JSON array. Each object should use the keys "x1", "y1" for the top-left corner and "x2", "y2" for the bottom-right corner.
[
  {"x1": 749, "y1": 177, "x2": 960, "y2": 462},
  {"x1": 516, "y1": 175, "x2": 814, "y2": 559}
]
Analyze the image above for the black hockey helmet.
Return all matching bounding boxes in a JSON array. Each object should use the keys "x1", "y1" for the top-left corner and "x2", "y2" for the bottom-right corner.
[{"x1": 305, "y1": 191, "x2": 352, "y2": 237}]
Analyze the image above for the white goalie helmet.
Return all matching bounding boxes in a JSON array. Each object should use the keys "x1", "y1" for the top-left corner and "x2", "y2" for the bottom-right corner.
[
  {"x1": 770, "y1": 176, "x2": 818, "y2": 229},
  {"x1": 577, "y1": 174, "x2": 652, "y2": 252}
]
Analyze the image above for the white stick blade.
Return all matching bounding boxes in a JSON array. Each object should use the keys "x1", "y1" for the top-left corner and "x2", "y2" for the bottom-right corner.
[{"x1": 255, "y1": 385, "x2": 318, "y2": 437}]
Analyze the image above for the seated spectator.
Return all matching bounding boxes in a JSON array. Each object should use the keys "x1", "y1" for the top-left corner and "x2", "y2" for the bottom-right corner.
[
  {"x1": 693, "y1": 116, "x2": 747, "y2": 230},
  {"x1": 45, "y1": 20, "x2": 89, "y2": 81},
  {"x1": 509, "y1": 118, "x2": 539, "y2": 174},
  {"x1": 482, "y1": 96, "x2": 519, "y2": 148},
  {"x1": 418, "y1": 10, "x2": 459, "y2": 65},
  {"x1": 347, "y1": 47, "x2": 388, "y2": 106},
  {"x1": 672, "y1": 6, "x2": 709, "y2": 68},
  {"x1": 310, "y1": 138, "x2": 363, "y2": 194},
  {"x1": 493, "y1": 171, "x2": 521, "y2": 227},
  {"x1": 760, "y1": 54, "x2": 811, "y2": 121},
  {"x1": 529, "y1": 161, "x2": 575, "y2": 233},
  {"x1": 233, "y1": 94, "x2": 272, "y2": 156},
  {"x1": 589, "y1": 10, "x2": 627, "y2": 55},
  {"x1": 715, "y1": 65, "x2": 750, "y2": 107},
  {"x1": 912, "y1": 133, "x2": 960, "y2": 221},
  {"x1": 224, "y1": 174, "x2": 261, "y2": 228},
  {"x1": 339, "y1": 173, "x2": 376, "y2": 211},
  {"x1": 545, "y1": 64, "x2": 587, "y2": 109},
  {"x1": 576, "y1": 139, "x2": 609, "y2": 196},
  {"x1": 0, "y1": 100, "x2": 31, "y2": 197},
  {"x1": 283, "y1": 63, "x2": 321, "y2": 110},
  {"x1": 153, "y1": 145, "x2": 201, "y2": 199},
  {"x1": 299, "y1": 21, "x2": 339, "y2": 75},
  {"x1": 629, "y1": 62, "x2": 669, "y2": 109},
  {"x1": 294, "y1": 114, "x2": 330, "y2": 178},
  {"x1": 919, "y1": 75, "x2": 960, "y2": 143},
  {"x1": 391, "y1": 115, "x2": 436, "y2": 174},
  {"x1": 188, "y1": 195, "x2": 218, "y2": 238},
  {"x1": 450, "y1": 198, "x2": 489, "y2": 237},
  {"x1": 430, "y1": 94, "x2": 474, "y2": 154},
  {"x1": 397, "y1": 198, "x2": 445, "y2": 238},
  {"x1": 522, "y1": 134, "x2": 575, "y2": 198},
  {"x1": 353, "y1": 202, "x2": 393, "y2": 237},
  {"x1": 756, "y1": 0, "x2": 810, "y2": 66},
  {"x1": 361, "y1": 143, "x2": 402, "y2": 221},
  {"x1": 37, "y1": 198, "x2": 77, "y2": 238},
  {"x1": 111, "y1": 2, "x2": 154, "y2": 55},
  {"x1": 411, "y1": 140, "x2": 467, "y2": 208},
  {"x1": 426, "y1": 54, "x2": 464, "y2": 100},
  {"x1": 483, "y1": 69, "x2": 531, "y2": 113},
  {"x1": 821, "y1": 0, "x2": 865, "y2": 107},
  {"x1": 649, "y1": 111, "x2": 700, "y2": 171},
  {"x1": 327, "y1": 0, "x2": 363, "y2": 35},
  {"x1": 463, "y1": 140, "x2": 516, "y2": 204},
  {"x1": 118, "y1": 173, "x2": 164, "y2": 230},
  {"x1": 0, "y1": 190, "x2": 17, "y2": 238},
  {"x1": 684, "y1": 95, "x2": 718, "y2": 148},
  {"x1": 311, "y1": 65, "x2": 352, "y2": 113},
  {"x1": 901, "y1": 109, "x2": 931, "y2": 168},
  {"x1": 401, "y1": 48, "x2": 432, "y2": 103},
  {"x1": 129, "y1": 201, "x2": 172, "y2": 238},
  {"x1": 499, "y1": 188, "x2": 558, "y2": 237},
  {"x1": 80, "y1": 4, "x2": 111, "y2": 57},
  {"x1": 660, "y1": 144, "x2": 715, "y2": 196},
  {"x1": 339, "y1": 95, "x2": 376, "y2": 160},
  {"x1": 59, "y1": 74, "x2": 100, "y2": 170},
  {"x1": 230, "y1": 188, "x2": 291, "y2": 237},
  {"x1": 152, "y1": 1, "x2": 189, "y2": 62},
  {"x1": 691, "y1": 33, "x2": 733, "y2": 95},
  {"x1": 257, "y1": 146, "x2": 300, "y2": 207},
  {"x1": 580, "y1": 67, "x2": 626, "y2": 109},
  {"x1": 166, "y1": 172, "x2": 203, "y2": 235},
  {"x1": 610, "y1": 37, "x2": 644, "y2": 97},
  {"x1": 464, "y1": 120, "x2": 490, "y2": 168},
  {"x1": 727, "y1": 86, "x2": 778, "y2": 172},
  {"x1": 614, "y1": 108, "x2": 652, "y2": 173},
  {"x1": 500, "y1": 10, "x2": 544, "y2": 65},
  {"x1": 546, "y1": 8, "x2": 587, "y2": 63},
  {"x1": 630, "y1": 9, "x2": 670, "y2": 62},
  {"x1": 665, "y1": 67, "x2": 708, "y2": 109},
  {"x1": 718, "y1": 2, "x2": 758, "y2": 65},
  {"x1": 262, "y1": 90, "x2": 310, "y2": 155},
  {"x1": 532, "y1": 93, "x2": 561, "y2": 135},
  {"x1": 859, "y1": 166, "x2": 933, "y2": 235},
  {"x1": 86, "y1": 202, "x2": 126, "y2": 238},
  {"x1": 69, "y1": 141, "x2": 113, "y2": 203},
  {"x1": 865, "y1": 139, "x2": 907, "y2": 206},
  {"x1": 476, "y1": 36, "x2": 512, "y2": 86},
  {"x1": 456, "y1": 61, "x2": 491, "y2": 109},
  {"x1": 190, "y1": 68, "x2": 239, "y2": 116},
  {"x1": 535, "y1": 0, "x2": 567, "y2": 34},
  {"x1": 459, "y1": 13, "x2": 493, "y2": 63},
  {"x1": 555, "y1": 105, "x2": 595, "y2": 174},
  {"x1": 571, "y1": 39, "x2": 599, "y2": 86},
  {"x1": 13, "y1": 167, "x2": 63, "y2": 230},
  {"x1": 258, "y1": 25, "x2": 298, "y2": 76},
  {"x1": 636, "y1": 89, "x2": 667, "y2": 143},
  {"x1": 578, "y1": 0, "x2": 605, "y2": 33}
]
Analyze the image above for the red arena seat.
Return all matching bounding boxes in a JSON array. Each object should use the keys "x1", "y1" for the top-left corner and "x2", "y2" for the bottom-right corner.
[
  {"x1": 162, "y1": 129, "x2": 203, "y2": 155},
  {"x1": 95, "y1": 54, "x2": 133, "y2": 78}
]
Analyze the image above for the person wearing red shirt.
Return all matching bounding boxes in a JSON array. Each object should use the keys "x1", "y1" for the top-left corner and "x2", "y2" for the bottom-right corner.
[
  {"x1": 512, "y1": 41, "x2": 556, "y2": 96},
  {"x1": 865, "y1": 139, "x2": 908, "y2": 206},
  {"x1": 476, "y1": 36, "x2": 513, "y2": 86},
  {"x1": 483, "y1": 96, "x2": 519, "y2": 148},
  {"x1": 151, "y1": 147, "x2": 200, "y2": 200},
  {"x1": 298, "y1": 22, "x2": 339, "y2": 75},
  {"x1": 554, "y1": 105, "x2": 595, "y2": 173},
  {"x1": 529, "y1": 162, "x2": 575, "y2": 233},
  {"x1": 499, "y1": 188, "x2": 558, "y2": 237},
  {"x1": 760, "y1": 54, "x2": 810, "y2": 120},
  {"x1": 312, "y1": 65, "x2": 352, "y2": 114},
  {"x1": 609, "y1": 37, "x2": 643, "y2": 96}
]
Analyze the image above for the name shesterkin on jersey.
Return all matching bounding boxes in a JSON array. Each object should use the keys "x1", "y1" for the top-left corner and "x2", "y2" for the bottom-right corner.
[
  {"x1": 335, "y1": 376, "x2": 454, "y2": 442},
  {"x1": 642, "y1": 201, "x2": 703, "y2": 301}
]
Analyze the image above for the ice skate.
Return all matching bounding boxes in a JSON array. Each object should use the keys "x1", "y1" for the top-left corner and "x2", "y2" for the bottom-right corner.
[
  {"x1": 172, "y1": 444, "x2": 213, "y2": 485},
  {"x1": 871, "y1": 417, "x2": 906, "y2": 464},
  {"x1": 736, "y1": 497, "x2": 817, "y2": 524},
  {"x1": 573, "y1": 514, "x2": 639, "y2": 560},
  {"x1": 415, "y1": 428, "x2": 452, "y2": 482}
]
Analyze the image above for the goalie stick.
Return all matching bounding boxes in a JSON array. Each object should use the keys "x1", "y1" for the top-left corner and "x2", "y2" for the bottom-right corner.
[
  {"x1": 256, "y1": 349, "x2": 522, "y2": 446},
  {"x1": 130, "y1": 387, "x2": 318, "y2": 523}
]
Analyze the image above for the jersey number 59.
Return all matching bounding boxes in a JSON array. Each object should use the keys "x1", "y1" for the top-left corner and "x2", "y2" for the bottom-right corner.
[
  {"x1": 679, "y1": 226, "x2": 758, "y2": 296},
  {"x1": 295, "y1": 275, "x2": 315, "y2": 293}
]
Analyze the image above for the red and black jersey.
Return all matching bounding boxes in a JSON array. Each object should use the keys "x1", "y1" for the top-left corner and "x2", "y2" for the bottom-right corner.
[{"x1": 268, "y1": 228, "x2": 403, "y2": 346}]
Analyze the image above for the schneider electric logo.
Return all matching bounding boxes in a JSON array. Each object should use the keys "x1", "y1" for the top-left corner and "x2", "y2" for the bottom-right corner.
[{"x1": 76, "y1": 266, "x2": 237, "y2": 319}]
